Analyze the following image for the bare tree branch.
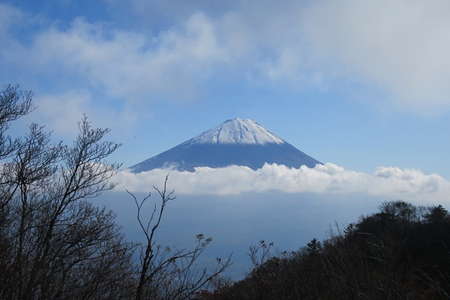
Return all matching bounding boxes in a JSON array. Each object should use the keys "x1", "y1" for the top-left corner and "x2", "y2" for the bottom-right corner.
[{"x1": 129, "y1": 176, "x2": 231, "y2": 300}]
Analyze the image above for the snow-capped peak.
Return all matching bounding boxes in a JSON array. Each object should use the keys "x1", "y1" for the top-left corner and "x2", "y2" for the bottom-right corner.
[{"x1": 186, "y1": 118, "x2": 285, "y2": 145}]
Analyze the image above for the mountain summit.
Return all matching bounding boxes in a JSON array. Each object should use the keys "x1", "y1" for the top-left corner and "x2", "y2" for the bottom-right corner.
[
  {"x1": 186, "y1": 118, "x2": 284, "y2": 145},
  {"x1": 130, "y1": 118, "x2": 321, "y2": 172}
]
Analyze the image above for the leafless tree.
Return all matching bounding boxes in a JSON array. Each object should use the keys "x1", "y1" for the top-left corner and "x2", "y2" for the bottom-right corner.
[
  {"x1": 0, "y1": 85, "x2": 135, "y2": 299},
  {"x1": 248, "y1": 240, "x2": 274, "y2": 269},
  {"x1": 128, "y1": 176, "x2": 232, "y2": 300}
]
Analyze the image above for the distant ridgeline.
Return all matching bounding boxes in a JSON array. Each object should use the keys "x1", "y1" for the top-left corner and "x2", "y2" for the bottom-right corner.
[{"x1": 130, "y1": 118, "x2": 321, "y2": 172}]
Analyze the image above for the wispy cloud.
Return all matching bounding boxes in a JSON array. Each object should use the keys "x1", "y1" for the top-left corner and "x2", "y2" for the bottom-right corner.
[
  {"x1": 9, "y1": 14, "x2": 230, "y2": 102},
  {"x1": 0, "y1": 1, "x2": 337, "y2": 105},
  {"x1": 3, "y1": 1, "x2": 450, "y2": 112},
  {"x1": 103, "y1": 0, "x2": 450, "y2": 112},
  {"x1": 114, "y1": 163, "x2": 450, "y2": 203},
  {"x1": 302, "y1": 0, "x2": 450, "y2": 111},
  {"x1": 30, "y1": 90, "x2": 137, "y2": 137}
]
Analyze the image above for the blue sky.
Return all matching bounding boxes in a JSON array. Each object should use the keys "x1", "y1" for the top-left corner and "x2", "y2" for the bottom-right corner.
[{"x1": 1, "y1": 0, "x2": 450, "y2": 178}]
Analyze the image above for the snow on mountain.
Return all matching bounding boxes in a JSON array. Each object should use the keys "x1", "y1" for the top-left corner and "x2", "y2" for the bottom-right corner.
[
  {"x1": 130, "y1": 118, "x2": 321, "y2": 172},
  {"x1": 185, "y1": 118, "x2": 284, "y2": 145}
]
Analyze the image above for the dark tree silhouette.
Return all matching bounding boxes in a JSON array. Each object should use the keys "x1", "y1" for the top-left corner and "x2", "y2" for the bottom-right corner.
[
  {"x1": 128, "y1": 176, "x2": 231, "y2": 300},
  {"x1": 202, "y1": 201, "x2": 450, "y2": 300},
  {"x1": 0, "y1": 85, "x2": 134, "y2": 299}
]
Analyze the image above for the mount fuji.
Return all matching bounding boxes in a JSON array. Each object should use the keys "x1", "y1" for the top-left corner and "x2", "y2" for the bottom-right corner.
[{"x1": 130, "y1": 118, "x2": 321, "y2": 172}]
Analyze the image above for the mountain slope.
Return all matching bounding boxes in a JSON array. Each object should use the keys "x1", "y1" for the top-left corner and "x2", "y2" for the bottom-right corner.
[{"x1": 130, "y1": 118, "x2": 321, "y2": 172}]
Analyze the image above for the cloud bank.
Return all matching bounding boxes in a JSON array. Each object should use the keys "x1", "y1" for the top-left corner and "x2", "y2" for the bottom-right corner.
[
  {"x1": 3, "y1": 1, "x2": 450, "y2": 112},
  {"x1": 303, "y1": 0, "x2": 450, "y2": 111},
  {"x1": 114, "y1": 163, "x2": 450, "y2": 204}
]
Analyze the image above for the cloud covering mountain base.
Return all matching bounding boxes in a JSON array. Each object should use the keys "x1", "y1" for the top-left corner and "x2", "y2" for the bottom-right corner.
[{"x1": 115, "y1": 163, "x2": 450, "y2": 204}]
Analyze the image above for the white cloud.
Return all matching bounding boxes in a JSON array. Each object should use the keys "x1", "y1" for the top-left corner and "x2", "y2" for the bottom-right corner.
[
  {"x1": 4, "y1": 1, "x2": 450, "y2": 112},
  {"x1": 32, "y1": 90, "x2": 137, "y2": 137},
  {"x1": 302, "y1": 0, "x2": 450, "y2": 111},
  {"x1": 34, "y1": 90, "x2": 91, "y2": 135},
  {"x1": 1, "y1": 2, "x2": 314, "y2": 103},
  {"x1": 102, "y1": 0, "x2": 450, "y2": 112},
  {"x1": 113, "y1": 163, "x2": 450, "y2": 204},
  {"x1": 110, "y1": 0, "x2": 450, "y2": 111},
  {"x1": 27, "y1": 14, "x2": 229, "y2": 102}
]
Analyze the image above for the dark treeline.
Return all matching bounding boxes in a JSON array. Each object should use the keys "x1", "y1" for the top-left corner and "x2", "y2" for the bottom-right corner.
[
  {"x1": 0, "y1": 85, "x2": 230, "y2": 300},
  {"x1": 201, "y1": 201, "x2": 450, "y2": 299}
]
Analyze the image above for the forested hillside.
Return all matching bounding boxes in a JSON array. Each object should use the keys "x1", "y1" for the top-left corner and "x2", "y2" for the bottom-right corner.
[{"x1": 202, "y1": 201, "x2": 450, "y2": 299}]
